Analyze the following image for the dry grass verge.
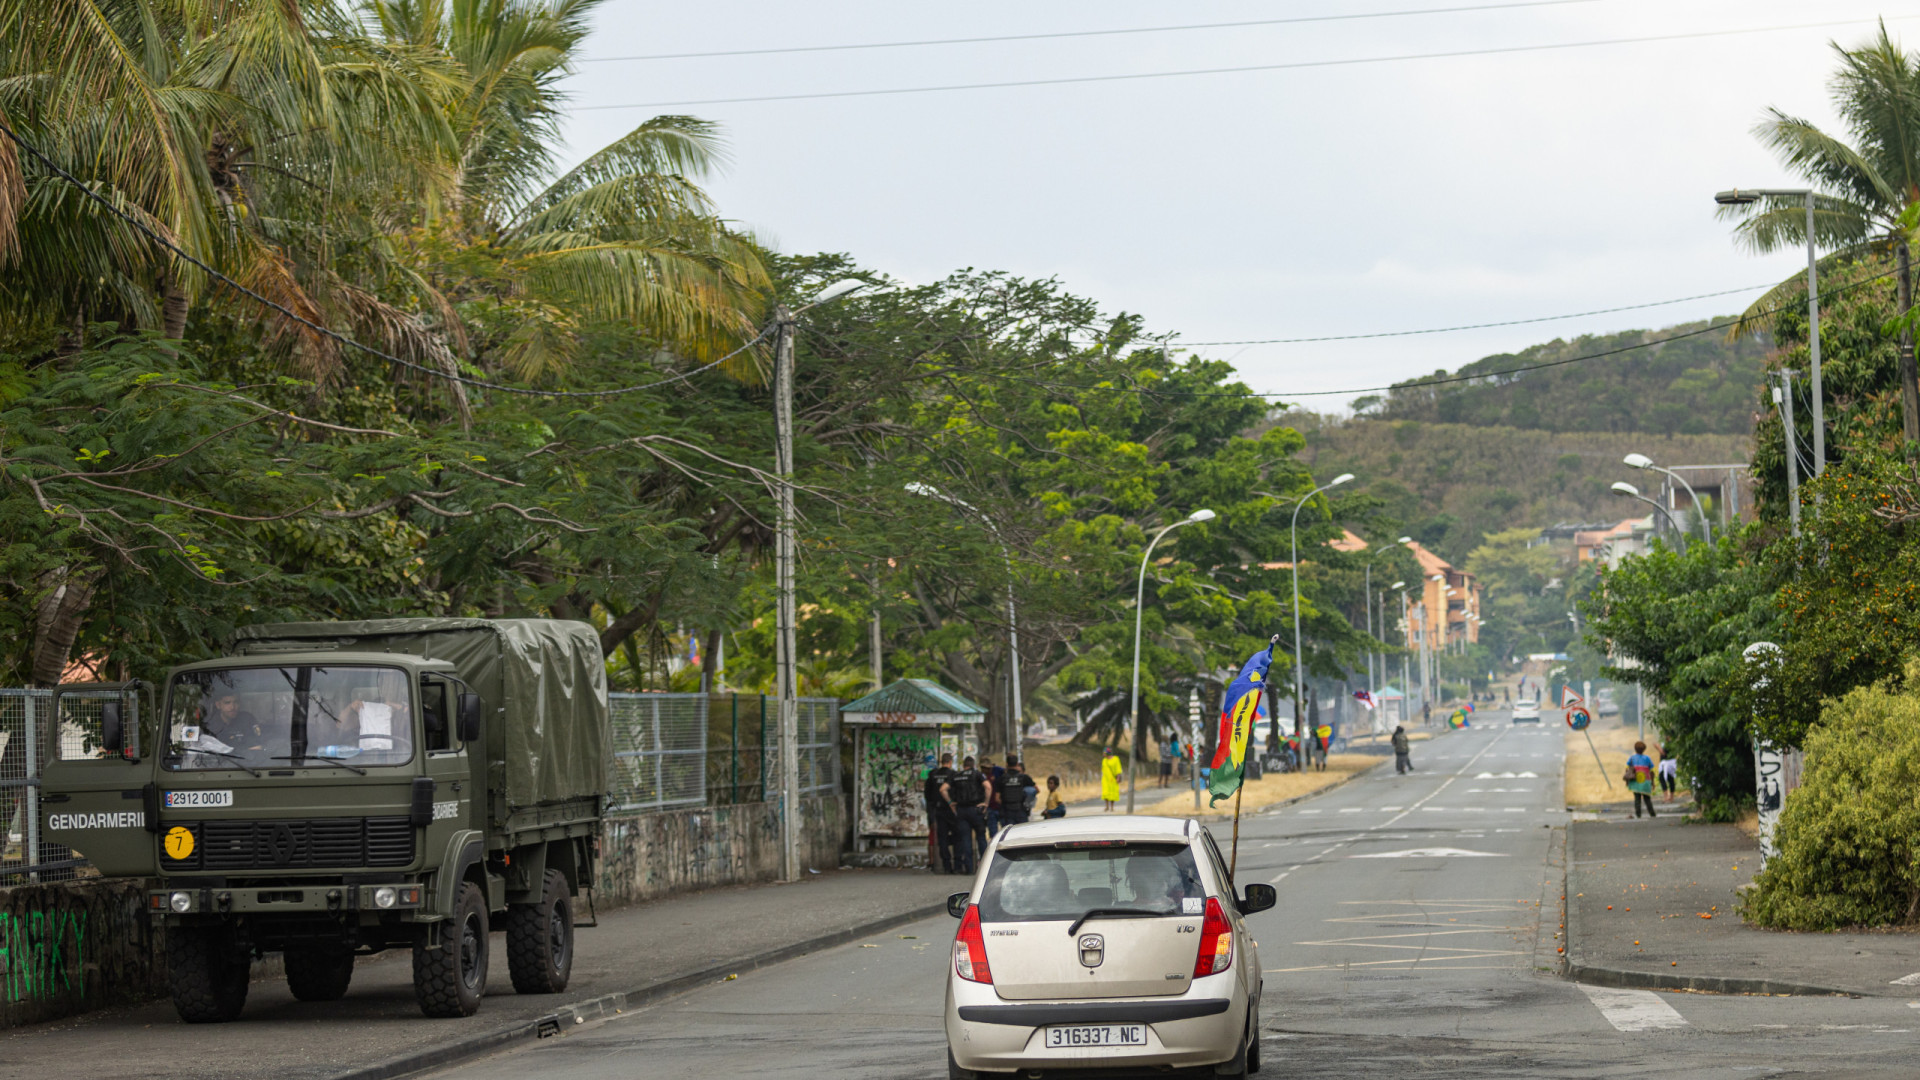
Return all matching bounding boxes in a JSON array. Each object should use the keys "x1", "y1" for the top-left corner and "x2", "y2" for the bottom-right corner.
[{"x1": 1133, "y1": 754, "x2": 1383, "y2": 818}]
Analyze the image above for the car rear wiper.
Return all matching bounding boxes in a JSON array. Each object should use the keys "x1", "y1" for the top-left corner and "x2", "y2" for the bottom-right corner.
[
  {"x1": 267, "y1": 755, "x2": 367, "y2": 776},
  {"x1": 173, "y1": 747, "x2": 263, "y2": 777},
  {"x1": 1066, "y1": 908, "x2": 1159, "y2": 937}
]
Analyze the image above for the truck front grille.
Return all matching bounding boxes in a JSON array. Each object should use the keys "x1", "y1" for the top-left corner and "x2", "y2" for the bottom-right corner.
[{"x1": 162, "y1": 818, "x2": 415, "y2": 871}]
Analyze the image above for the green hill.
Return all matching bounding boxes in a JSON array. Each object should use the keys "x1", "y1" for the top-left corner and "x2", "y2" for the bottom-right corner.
[
  {"x1": 1356, "y1": 319, "x2": 1772, "y2": 436},
  {"x1": 1279, "y1": 415, "x2": 1751, "y2": 564}
]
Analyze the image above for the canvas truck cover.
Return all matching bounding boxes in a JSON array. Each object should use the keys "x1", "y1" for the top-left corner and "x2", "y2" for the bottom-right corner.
[{"x1": 230, "y1": 618, "x2": 610, "y2": 810}]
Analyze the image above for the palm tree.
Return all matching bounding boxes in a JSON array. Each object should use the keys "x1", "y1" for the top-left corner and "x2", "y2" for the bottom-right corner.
[{"x1": 1720, "y1": 23, "x2": 1920, "y2": 448}]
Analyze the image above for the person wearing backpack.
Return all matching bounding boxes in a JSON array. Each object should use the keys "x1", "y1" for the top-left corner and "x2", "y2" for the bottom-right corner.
[
  {"x1": 941, "y1": 756, "x2": 992, "y2": 873},
  {"x1": 1000, "y1": 756, "x2": 1036, "y2": 825}
]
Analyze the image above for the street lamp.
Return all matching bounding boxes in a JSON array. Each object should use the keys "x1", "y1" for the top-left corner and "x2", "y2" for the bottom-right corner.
[
  {"x1": 772, "y1": 278, "x2": 867, "y2": 882},
  {"x1": 1611, "y1": 481, "x2": 1686, "y2": 552},
  {"x1": 1716, "y1": 187, "x2": 1823, "y2": 476},
  {"x1": 1624, "y1": 453, "x2": 1712, "y2": 545},
  {"x1": 905, "y1": 482, "x2": 1023, "y2": 754},
  {"x1": 1127, "y1": 508, "x2": 1216, "y2": 813},
  {"x1": 1363, "y1": 536, "x2": 1413, "y2": 710},
  {"x1": 1287, "y1": 474, "x2": 1354, "y2": 744}
]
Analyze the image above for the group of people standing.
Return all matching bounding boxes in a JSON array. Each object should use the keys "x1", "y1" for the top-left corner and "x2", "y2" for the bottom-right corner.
[
  {"x1": 922, "y1": 752, "x2": 1065, "y2": 874},
  {"x1": 1625, "y1": 740, "x2": 1679, "y2": 818}
]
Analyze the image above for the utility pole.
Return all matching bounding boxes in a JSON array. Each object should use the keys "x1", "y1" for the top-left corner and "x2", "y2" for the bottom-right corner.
[
  {"x1": 773, "y1": 306, "x2": 801, "y2": 883},
  {"x1": 1776, "y1": 369, "x2": 1802, "y2": 538}
]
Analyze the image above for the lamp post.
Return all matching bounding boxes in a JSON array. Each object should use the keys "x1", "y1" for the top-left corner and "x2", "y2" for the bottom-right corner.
[
  {"x1": 905, "y1": 481, "x2": 1023, "y2": 753},
  {"x1": 773, "y1": 278, "x2": 865, "y2": 883},
  {"x1": 1624, "y1": 453, "x2": 1712, "y2": 546},
  {"x1": 1282, "y1": 474, "x2": 1354, "y2": 745},
  {"x1": 1363, "y1": 536, "x2": 1412, "y2": 707},
  {"x1": 1716, "y1": 187, "x2": 1823, "y2": 476},
  {"x1": 1391, "y1": 581, "x2": 1408, "y2": 727},
  {"x1": 1611, "y1": 481, "x2": 1687, "y2": 553},
  {"x1": 1127, "y1": 509, "x2": 1216, "y2": 813}
]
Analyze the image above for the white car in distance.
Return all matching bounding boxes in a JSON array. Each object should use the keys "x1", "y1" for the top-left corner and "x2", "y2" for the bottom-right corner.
[
  {"x1": 944, "y1": 815, "x2": 1272, "y2": 1078},
  {"x1": 1511, "y1": 698, "x2": 1541, "y2": 723}
]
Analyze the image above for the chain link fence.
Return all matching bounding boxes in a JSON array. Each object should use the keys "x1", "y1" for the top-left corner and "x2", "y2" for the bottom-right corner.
[{"x1": 1, "y1": 689, "x2": 84, "y2": 886}]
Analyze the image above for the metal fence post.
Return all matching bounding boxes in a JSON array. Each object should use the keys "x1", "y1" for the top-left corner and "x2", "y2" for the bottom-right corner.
[
  {"x1": 758, "y1": 694, "x2": 768, "y2": 803},
  {"x1": 729, "y1": 693, "x2": 739, "y2": 805},
  {"x1": 24, "y1": 691, "x2": 38, "y2": 883}
]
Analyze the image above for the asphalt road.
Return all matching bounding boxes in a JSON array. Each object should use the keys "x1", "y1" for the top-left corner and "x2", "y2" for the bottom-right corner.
[{"x1": 428, "y1": 721, "x2": 1920, "y2": 1079}]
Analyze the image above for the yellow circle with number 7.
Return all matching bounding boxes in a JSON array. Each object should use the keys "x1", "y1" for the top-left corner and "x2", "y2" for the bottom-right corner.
[{"x1": 164, "y1": 826, "x2": 195, "y2": 860}]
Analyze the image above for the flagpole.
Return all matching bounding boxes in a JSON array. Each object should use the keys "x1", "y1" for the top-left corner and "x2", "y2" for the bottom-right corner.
[{"x1": 1229, "y1": 782, "x2": 1245, "y2": 878}]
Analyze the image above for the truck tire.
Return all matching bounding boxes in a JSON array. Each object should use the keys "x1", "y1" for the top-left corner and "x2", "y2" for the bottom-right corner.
[
  {"x1": 507, "y1": 868, "x2": 574, "y2": 994},
  {"x1": 413, "y1": 882, "x2": 489, "y2": 1017},
  {"x1": 168, "y1": 926, "x2": 250, "y2": 1023},
  {"x1": 285, "y1": 946, "x2": 355, "y2": 1002}
]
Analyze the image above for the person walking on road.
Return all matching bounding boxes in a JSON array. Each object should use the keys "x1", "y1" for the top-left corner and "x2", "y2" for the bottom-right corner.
[
  {"x1": 1041, "y1": 775, "x2": 1065, "y2": 819},
  {"x1": 923, "y1": 753, "x2": 957, "y2": 874},
  {"x1": 1100, "y1": 746, "x2": 1123, "y2": 812},
  {"x1": 1658, "y1": 748, "x2": 1679, "y2": 803},
  {"x1": 1158, "y1": 737, "x2": 1175, "y2": 788},
  {"x1": 1626, "y1": 741, "x2": 1657, "y2": 818},
  {"x1": 1391, "y1": 724, "x2": 1414, "y2": 774},
  {"x1": 942, "y1": 756, "x2": 992, "y2": 873}
]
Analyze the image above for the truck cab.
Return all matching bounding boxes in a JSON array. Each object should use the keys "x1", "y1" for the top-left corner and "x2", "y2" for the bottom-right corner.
[{"x1": 42, "y1": 618, "x2": 609, "y2": 1023}]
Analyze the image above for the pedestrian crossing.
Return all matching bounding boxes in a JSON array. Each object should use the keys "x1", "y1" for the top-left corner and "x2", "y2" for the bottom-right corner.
[
  {"x1": 1578, "y1": 984, "x2": 1690, "y2": 1031},
  {"x1": 1281, "y1": 805, "x2": 1557, "y2": 815}
]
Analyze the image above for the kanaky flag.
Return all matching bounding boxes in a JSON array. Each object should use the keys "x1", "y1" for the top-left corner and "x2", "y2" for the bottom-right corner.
[{"x1": 1209, "y1": 643, "x2": 1276, "y2": 806}]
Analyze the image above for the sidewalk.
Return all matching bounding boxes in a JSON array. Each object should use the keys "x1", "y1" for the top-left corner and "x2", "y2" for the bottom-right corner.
[
  {"x1": 1564, "y1": 814, "x2": 1920, "y2": 996},
  {"x1": 1, "y1": 867, "x2": 955, "y2": 1080}
]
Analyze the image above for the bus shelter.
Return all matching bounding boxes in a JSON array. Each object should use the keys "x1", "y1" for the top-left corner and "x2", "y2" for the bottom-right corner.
[{"x1": 842, "y1": 679, "x2": 984, "y2": 853}]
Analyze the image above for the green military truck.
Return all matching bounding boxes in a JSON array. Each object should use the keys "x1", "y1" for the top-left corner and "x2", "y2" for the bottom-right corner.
[{"x1": 40, "y1": 618, "x2": 611, "y2": 1022}]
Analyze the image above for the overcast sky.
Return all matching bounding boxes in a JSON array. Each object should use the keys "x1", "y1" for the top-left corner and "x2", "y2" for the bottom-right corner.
[{"x1": 554, "y1": 2, "x2": 1897, "y2": 407}]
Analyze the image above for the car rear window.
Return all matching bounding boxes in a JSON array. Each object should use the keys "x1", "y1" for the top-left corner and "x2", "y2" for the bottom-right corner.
[{"x1": 977, "y1": 843, "x2": 1205, "y2": 922}]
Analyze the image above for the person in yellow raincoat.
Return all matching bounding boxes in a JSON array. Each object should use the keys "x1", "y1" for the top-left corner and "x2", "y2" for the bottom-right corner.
[{"x1": 1100, "y1": 746, "x2": 1123, "y2": 812}]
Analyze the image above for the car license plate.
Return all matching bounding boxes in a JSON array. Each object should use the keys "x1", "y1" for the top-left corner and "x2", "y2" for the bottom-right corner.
[
  {"x1": 1044, "y1": 1024, "x2": 1146, "y2": 1048},
  {"x1": 164, "y1": 790, "x2": 233, "y2": 808}
]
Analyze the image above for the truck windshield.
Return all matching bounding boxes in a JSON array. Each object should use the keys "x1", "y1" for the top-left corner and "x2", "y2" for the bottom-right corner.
[{"x1": 166, "y1": 666, "x2": 415, "y2": 771}]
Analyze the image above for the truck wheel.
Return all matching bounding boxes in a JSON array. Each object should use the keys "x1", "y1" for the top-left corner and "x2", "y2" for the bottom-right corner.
[
  {"x1": 285, "y1": 946, "x2": 355, "y2": 1002},
  {"x1": 413, "y1": 882, "x2": 489, "y2": 1017},
  {"x1": 506, "y1": 868, "x2": 574, "y2": 994},
  {"x1": 168, "y1": 926, "x2": 250, "y2": 1023}
]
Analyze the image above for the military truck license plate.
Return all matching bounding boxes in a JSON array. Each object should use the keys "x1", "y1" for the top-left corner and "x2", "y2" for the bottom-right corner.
[
  {"x1": 1045, "y1": 1024, "x2": 1145, "y2": 1048},
  {"x1": 164, "y1": 790, "x2": 233, "y2": 808}
]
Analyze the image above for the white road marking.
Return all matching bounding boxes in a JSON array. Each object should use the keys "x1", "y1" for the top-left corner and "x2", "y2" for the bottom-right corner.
[
  {"x1": 1351, "y1": 847, "x2": 1506, "y2": 859},
  {"x1": 1578, "y1": 984, "x2": 1689, "y2": 1032},
  {"x1": 1892, "y1": 972, "x2": 1920, "y2": 986},
  {"x1": 1269, "y1": 870, "x2": 1291, "y2": 884},
  {"x1": 1297, "y1": 808, "x2": 1322, "y2": 814},
  {"x1": 1339, "y1": 807, "x2": 1362, "y2": 813},
  {"x1": 1379, "y1": 805, "x2": 1402, "y2": 811}
]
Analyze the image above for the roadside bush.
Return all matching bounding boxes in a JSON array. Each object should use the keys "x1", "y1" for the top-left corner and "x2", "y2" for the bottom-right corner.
[{"x1": 1740, "y1": 662, "x2": 1920, "y2": 930}]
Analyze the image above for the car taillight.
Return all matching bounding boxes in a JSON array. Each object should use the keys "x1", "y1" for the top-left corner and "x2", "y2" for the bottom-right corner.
[
  {"x1": 953, "y1": 904, "x2": 993, "y2": 983},
  {"x1": 1192, "y1": 896, "x2": 1234, "y2": 977}
]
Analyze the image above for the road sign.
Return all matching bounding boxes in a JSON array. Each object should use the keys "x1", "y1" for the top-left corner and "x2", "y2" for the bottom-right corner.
[{"x1": 1566, "y1": 706, "x2": 1591, "y2": 731}]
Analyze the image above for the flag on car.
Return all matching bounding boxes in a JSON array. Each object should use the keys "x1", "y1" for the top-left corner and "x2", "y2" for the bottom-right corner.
[
  {"x1": 1352, "y1": 689, "x2": 1376, "y2": 710},
  {"x1": 1209, "y1": 642, "x2": 1276, "y2": 806}
]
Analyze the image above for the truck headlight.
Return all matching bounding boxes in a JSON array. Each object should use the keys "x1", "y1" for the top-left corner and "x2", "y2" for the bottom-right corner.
[
  {"x1": 373, "y1": 887, "x2": 397, "y2": 909},
  {"x1": 169, "y1": 891, "x2": 192, "y2": 913}
]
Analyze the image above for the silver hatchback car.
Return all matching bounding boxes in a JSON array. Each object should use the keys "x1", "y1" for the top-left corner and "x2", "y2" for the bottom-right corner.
[{"x1": 943, "y1": 815, "x2": 1273, "y2": 1078}]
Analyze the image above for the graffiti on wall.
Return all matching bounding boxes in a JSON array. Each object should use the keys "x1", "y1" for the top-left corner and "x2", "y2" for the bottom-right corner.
[
  {"x1": 0, "y1": 908, "x2": 86, "y2": 1005},
  {"x1": 858, "y1": 727, "x2": 939, "y2": 837}
]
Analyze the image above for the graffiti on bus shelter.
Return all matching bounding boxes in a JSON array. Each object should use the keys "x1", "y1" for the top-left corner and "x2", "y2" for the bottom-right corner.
[
  {"x1": 859, "y1": 727, "x2": 939, "y2": 837},
  {"x1": 0, "y1": 908, "x2": 87, "y2": 1004}
]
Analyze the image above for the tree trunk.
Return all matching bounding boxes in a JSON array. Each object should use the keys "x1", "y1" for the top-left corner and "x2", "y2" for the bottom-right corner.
[
  {"x1": 160, "y1": 266, "x2": 190, "y2": 354},
  {"x1": 31, "y1": 567, "x2": 100, "y2": 687},
  {"x1": 1899, "y1": 242, "x2": 1919, "y2": 453}
]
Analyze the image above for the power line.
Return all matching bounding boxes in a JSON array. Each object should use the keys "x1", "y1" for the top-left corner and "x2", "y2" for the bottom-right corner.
[
  {"x1": 576, "y1": 0, "x2": 1603, "y2": 63},
  {"x1": 0, "y1": 121, "x2": 768, "y2": 400},
  {"x1": 579, "y1": 15, "x2": 1912, "y2": 110},
  {"x1": 1106, "y1": 282, "x2": 1784, "y2": 347}
]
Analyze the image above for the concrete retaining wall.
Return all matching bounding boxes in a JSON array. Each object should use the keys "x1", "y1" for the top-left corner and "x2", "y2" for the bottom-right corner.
[
  {"x1": 1, "y1": 878, "x2": 164, "y2": 1029},
  {"x1": 596, "y1": 795, "x2": 847, "y2": 906}
]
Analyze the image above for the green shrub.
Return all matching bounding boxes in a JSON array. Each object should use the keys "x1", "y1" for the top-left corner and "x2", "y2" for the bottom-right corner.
[{"x1": 1741, "y1": 664, "x2": 1920, "y2": 930}]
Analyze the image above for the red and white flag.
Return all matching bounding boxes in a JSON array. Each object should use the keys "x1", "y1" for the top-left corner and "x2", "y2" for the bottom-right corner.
[{"x1": 1352, "y1": 690, "x2": 1376, "y2": 710}]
